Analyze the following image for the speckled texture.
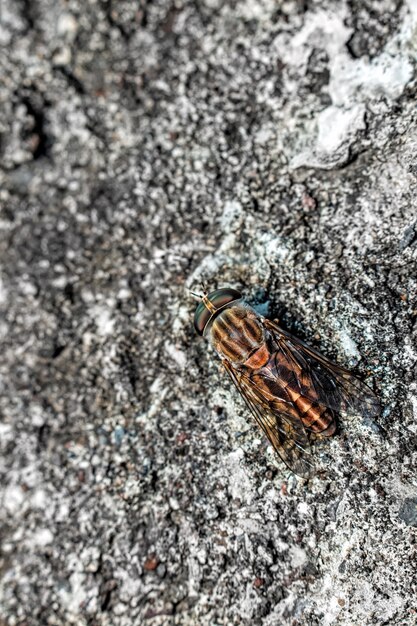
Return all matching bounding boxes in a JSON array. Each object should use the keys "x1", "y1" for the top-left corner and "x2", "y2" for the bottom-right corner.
[{"x1": 1, "y1": 1, "x2": 417, "y2": 625}]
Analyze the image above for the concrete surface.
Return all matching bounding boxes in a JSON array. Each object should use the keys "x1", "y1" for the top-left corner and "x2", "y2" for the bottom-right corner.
[{"x1": 0, "y1": 0, "x2": 417, "y2": 624}]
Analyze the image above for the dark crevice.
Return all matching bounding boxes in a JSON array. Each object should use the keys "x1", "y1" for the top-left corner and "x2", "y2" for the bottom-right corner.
[
  {"x1": 100, "y1": 589, "x2": 112, "y2": 611},
  {"x1": 105, "y1": 0, "x2": 131, "y2": 40},
  {"x1": 21, "y1": 97, "x2": 49, "y2": 159},
  {"x1": 340, "y1": 147, "x2": 369, "y2": 169},
  {"x1": 20, "y1": 0, "x2": 37, "y2": 30},
  {"x1": 64, "y1": 283, "x2": 75, "y2": 304},
  {"x1": 120, "y1": 348, "x2": 139, "y2": 392},
  {"x1": 37, "y1": 423, "x2": 50, "y2": 452},
  {"x1": 52, "y1": 344, "x2": 66, "y2": 359},
  {"x1": 346, "y1": 33, "x2": 360, "y2": 59},
  {"x1": 57, "y1": 67, "x2": 86, "y2": 95}
]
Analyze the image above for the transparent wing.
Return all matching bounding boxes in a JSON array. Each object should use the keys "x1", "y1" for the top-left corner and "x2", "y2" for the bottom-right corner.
[
  {"x1": 264, "y1": 320, "x2": 380, "y2": 419},
  {"x1": 223, "y1": 360, "x2": 315, "y2": 478}
]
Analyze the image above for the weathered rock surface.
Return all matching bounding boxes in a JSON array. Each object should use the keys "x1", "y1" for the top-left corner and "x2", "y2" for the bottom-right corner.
[{"x1": 1, "y1": 1, "x2": 416, "y2": 625}]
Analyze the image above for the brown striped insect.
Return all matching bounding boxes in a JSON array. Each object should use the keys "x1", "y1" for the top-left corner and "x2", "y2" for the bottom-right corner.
[{"x1": 193, "y1": 287, "x2": 380, "y2": 477}]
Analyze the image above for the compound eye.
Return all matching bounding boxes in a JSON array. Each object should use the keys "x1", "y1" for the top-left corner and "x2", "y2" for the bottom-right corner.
[
  {"x1": 194, "y1": 300, "x2": 210, "y2": 335},
  {"x1": 210, "y1": 288, "x2": 242, "y2": 310},
  {"x1": 193, "y1": 288, "x2": 242, "y2": 335}
]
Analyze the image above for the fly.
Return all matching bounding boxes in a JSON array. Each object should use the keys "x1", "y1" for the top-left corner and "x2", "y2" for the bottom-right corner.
[{"x1": 192, "y1": 287, "x2": 380, "y2": 477}]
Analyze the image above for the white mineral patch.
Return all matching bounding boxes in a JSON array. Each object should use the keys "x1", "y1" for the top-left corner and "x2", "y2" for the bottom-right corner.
[
  {"x1": 57, "y1": 570, "x2": 88, "y2": 614},
  {"x1": 0, "y1": 422, "x2": 12, "y2": 441},
  {"x1": 350, "y1": 580, "x2": 404, "y2": 623},
  {"x1": 224, "y1": 449, "x2": 255, "y2": 504},
  {"x1": 149, "y1": 376, "x2": 163, "y2": 394},
  {"x1": 329, "y1": 53, "x2": 414, "y2": 107},
  {"x1": 239, "y1": 0, "x2": 277, "y2": 21},
  {"x1": 20, "y1": 279, "x2": 37, "y2": 296},
  {"x1": 55, "y1": 499, "x2": 70, "y2": 522},
  {"x1": 165, "y1": 342, "x2": 187, "y2": 369},
  {"x1": 0, "y1": 275, "x2": 7, "y2": 305},
  {"x1": 410, "y1": 389, "x2": 417, "y2": 421},
  {"x1": 297, "y1": 501, "x2": 311, "y2": 516},
  {"x1": 139, "y1": 377, "x2": 169, "y2": 420},
  {"x1": 3, "y1": 485, "x2": 25, "y2": 514},
  {"x1": 92, "y1": 305, "x2": 115, "y2": 337},
  {"x1": 259, "y1": 233, "x2": 290, "y2": 263},
  {"x1": 172, "y1": 303, "x2": 191, "y2": 335},
  {"x1": 273, "y1": 9, "x2": 351, "y2": 70},
  {"x1": 0, "y1": 320, "x2": 8, "y2": 340},
  {"x1": 114, "y1": 566, "x2": 142, "y2": 602},
  {"x1": 322, "y1": 594, "x2": 344, "y2": 626},
  {"x1": 117, "y1": 287, "x2": 132, "y2": 300},
  {"x1": 57, "y1": 13, "x2": 78, "y2": 40},
  {"x1": 284, "y1": 3, "x2": 416, "y2": 169},
  {"x1": 317, "y1": 105, "x2": 365, "y2": 155},
  {"x1": 290, "y1": 544, "x2": 307, "y2": 568},
  {"x1": 291, "y1": 105, "x2": 366, "y2": 169},
  {"x1": 220, "y1": 200, "x2": 243, "y2": 232},
  {"x1": 29, "y1": 489, "x2": 47, "y2": 509},
  {"x1": 337, "y1": 327, "x2": 360, "y2": 360},
  {"x1": 31, "y1": 528, "x2": 54, "y2": 546},
  {"x1": 30, "y1": 402, "x2": 46, "y2": 427},
  {"x1": 52, "y1": 47, "x2": 72, "y2": 67}
]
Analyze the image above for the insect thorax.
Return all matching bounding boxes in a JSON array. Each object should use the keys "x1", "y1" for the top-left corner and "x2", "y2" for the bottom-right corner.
[{"x1": 207, "y1": 303, "x2": 266, "y2": 364}]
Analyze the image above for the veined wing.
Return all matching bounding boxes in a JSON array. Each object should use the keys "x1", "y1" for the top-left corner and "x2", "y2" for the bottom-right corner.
[
  {"x1": 264, "y1": 319, "x2": 380, "y2": 420},
  {"x1": 223, "y1": 359, "x2": 314, "y2": 477}
]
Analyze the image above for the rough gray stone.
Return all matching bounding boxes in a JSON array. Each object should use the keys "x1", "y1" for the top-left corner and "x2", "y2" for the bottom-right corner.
[
  {"x1": 399, "y1": 497, "x2": 417, "y2": 527},
  {"x1": 0, "y1": 1, "x2": 417, "y2": 625}
]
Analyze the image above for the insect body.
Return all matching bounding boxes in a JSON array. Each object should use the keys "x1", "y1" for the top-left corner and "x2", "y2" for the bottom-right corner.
[{"x1": 193, "y1": 288, "x2": 380, "y2": 476}]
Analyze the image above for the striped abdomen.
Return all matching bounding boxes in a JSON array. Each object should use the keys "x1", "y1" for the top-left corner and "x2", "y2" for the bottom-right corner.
[
  {"x1": 210, "y1": 306, "x2": 336, "y2": 437},
  {"x1": 250, "y1": 350, "x2": 336, "y2": 437}
]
